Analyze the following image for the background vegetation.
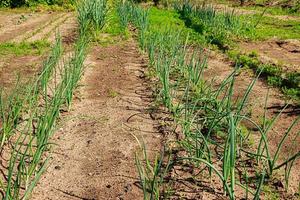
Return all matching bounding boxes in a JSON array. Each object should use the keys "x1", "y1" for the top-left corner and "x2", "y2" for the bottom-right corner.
[{"x1": 0, "y1": 0, "x2": 74, "y2": 8}]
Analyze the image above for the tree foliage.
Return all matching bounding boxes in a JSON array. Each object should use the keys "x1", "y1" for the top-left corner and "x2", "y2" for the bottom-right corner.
[{"x1": 0, "y1": 0, "x2": 73, "y2": 7}]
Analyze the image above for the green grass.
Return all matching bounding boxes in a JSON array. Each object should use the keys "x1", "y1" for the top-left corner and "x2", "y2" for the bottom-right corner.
[
  {"x1": 186, "y1": 1, "x2": 300, "y2": 41},
  {"x1": 91, "y1": 1, "x2": 130, "y2": 46},
  {"x1": 148, "y1": 7, "x2": 206, "y2": 45},
  {"x1": 243, "y1": 5, "x2": 300, "y2": 17},
  {"x1": 251, "y1": 15, "x2": 300, "y2": 40},
  {"x1": 104, "y1": 1, "x2": 126, "y2": 36},
  {"x1": 174, "y1": 2, "x2": 255, "y2": 48},
  {"x1": 0, "y1": 40, "x2": 50, "y2": 57},
  {"x1": 149, "y1": 8, "x2": 183, "y2": 29}
]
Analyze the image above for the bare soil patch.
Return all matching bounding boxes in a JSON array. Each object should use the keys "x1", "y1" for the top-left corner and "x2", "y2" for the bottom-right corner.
[
  {"x1": 0, "y1": 11, "x2": 75, "y2": 44},
  {"x1": 31, "y1": 39, "x2": 162, "y2": 200},
  {"x1": 0, "y1": 12, "x2": 58, "y2": 42},
  {"x1": 0, "y1": 54, "x2": 44, "y2": 89},
  {"x1": 26, "y1": 13, "x2": 75, "y2": 43},
  {"x1": 240, "y1": 39, "x2": 300, "y2": 72},
  {"x1": 49, "y1": 15, "x2": 77, "y2": 45}
]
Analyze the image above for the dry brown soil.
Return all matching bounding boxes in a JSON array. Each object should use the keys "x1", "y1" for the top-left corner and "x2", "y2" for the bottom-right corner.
[
  {"x1": 0, "y1": 11, "x2": 76, "y2": 43},
  {"x1": 0, "y1": 55, "x2": 44, "y2": 89},
  {"x1": 0, "y1": 11, "x2": 77, "y2": 90},
  {"x1": 31, "y1": 39, "x2": 162, "y2": 200},
  {"x1": 240, "y1": 39, "x2": 300, "y2": 72}
]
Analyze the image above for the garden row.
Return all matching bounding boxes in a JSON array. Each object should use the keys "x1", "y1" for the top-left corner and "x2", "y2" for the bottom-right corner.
[
  {"x1": 117, "y1": 1, "x2": 299, "y2": 199},
  {"x1": 0, "y1": 0, "x2": 108, "y2": 199}
]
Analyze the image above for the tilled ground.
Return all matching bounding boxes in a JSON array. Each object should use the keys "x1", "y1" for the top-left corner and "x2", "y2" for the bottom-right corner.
[
  {"x1": 0, "y1": 11, "x2": 76, "y2": 43},
  {"x1": 31, "y1": 39, "x2": 162, "y2": 200},
  {"x1": 0, "y1": 10, "x2": 77, "y2": 90}
]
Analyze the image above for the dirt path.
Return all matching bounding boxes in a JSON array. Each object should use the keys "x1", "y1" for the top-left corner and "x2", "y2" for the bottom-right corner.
[{"x1": 31, "y1": 39, "x2": 162, "y2": 200}]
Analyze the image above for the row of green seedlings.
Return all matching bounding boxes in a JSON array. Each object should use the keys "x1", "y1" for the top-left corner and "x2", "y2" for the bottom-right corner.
[
  {"x1": 0, "y1": 35, "x2": 62, "y2": 199},
  {"x1": 0, "y1": 0, "x2": 110, "y2": 197},
  {"x1": 174, "y1": 1, "x2": 255, "y2": 48},
  {"x1": 118, "y1": 2, "x2": 300, "y2": 199},
  {"x1": 0, "y1": 36, "x2": 62, "y2": 151},
  {"x1": 117, "y1": 0, "x2": 149, "y2": 48},
  {"x1": 0, "y1": 34, "x2": 88, "y2": 200},
  {"x1": 77, "y1": 0, "x2": 108, "y2": 36}
]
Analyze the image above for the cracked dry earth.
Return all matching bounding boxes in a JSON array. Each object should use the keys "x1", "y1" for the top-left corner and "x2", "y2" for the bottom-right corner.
[{"x1": 31, "y1": 39, "x2": 162, "y2": 200}]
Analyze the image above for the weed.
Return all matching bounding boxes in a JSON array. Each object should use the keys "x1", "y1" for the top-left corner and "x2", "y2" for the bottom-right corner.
[{"x1": 108, "y1": 89, "x2": 119, "y2": 98}]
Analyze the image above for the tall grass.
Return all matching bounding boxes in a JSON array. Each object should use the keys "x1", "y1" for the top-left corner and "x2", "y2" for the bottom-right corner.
[
  {"x1": 174, "y1": 1, "x2": 254, "y2": 47},
  {"x1": 77, "y1": 0, "x2": 108, "y2": 35}
]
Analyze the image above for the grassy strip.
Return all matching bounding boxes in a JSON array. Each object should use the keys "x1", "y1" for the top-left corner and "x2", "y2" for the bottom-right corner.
[
  {"x1": 118, "y1": 1, "x2": 300, "y2": 199},
  {"x1": 0, "y1": 40, "x2": 50, "y2": 57},
  {"x1": 251, "y1": 14, "x2": 300, "y2": 40}
]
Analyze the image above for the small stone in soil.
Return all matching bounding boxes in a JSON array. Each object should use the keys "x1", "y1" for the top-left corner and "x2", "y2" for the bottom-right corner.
[
  {"x1": 124, "y1": 184, "x2": 132, "y2": 193},
  {"x1": 54, "y1": 166, "x2": 61, "y2": 170},
  {"x1": 106, "y1": 184, "x2": 112, "y2": 188}
]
